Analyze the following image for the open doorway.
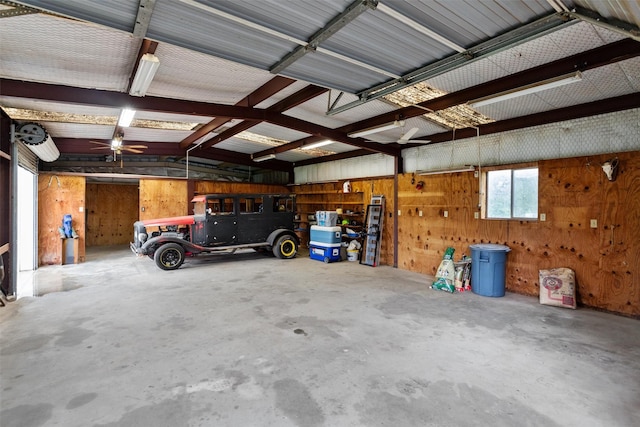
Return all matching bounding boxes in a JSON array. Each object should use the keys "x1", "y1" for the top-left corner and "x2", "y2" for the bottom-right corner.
[{"x1": 16, "y1": 165, "x2": 36, "y2": 298}]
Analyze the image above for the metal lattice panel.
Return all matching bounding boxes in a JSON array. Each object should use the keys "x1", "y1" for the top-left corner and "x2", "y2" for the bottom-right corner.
[
  {"x1": 0, "y1": 14, "x2": 136, "y2": 92},
  {"x1": 150, "y1": 43, "x2": 277, "y2": 104}
]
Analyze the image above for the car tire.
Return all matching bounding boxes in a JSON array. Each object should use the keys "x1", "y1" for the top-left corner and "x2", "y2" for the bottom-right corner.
[
  {"x1": 154, "y1": 243, "x2": 185, "y2": 270},
  {"x1": 273, "y1": 235, "x2": 297, "y2": 259}
]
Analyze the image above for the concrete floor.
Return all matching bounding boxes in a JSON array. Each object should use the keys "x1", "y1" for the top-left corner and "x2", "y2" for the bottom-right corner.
[{"x1": 1, "y1": 247, "x2": 639, "y2": 427}]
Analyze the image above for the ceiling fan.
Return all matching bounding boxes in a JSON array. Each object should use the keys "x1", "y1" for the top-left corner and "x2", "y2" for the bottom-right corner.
[
  {"x1": 89, "y1": 132, "x2": 147, "y2": 167},
  {"x1": 369, "y1": 125, "x2": 429, "y2": 145}
]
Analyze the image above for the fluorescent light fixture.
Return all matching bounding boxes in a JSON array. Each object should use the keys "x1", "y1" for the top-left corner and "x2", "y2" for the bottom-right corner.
[
  {"x1": 118, "y1": 108, "x2": 136, "y2": 127},
  {"x1": 252, "y1": 153, "x2": 276, "y2": 162},
  {"x1": 418, "y1": 166, "x2": 475, "y2": 176},
  {"x1": 301, "y1": 140, "x2": 333, "y2": 150},
  {"x1": 129, "y1": 53, "x2": 160, "y2": 97},
  {"x1": 469, "y1": 72, "x2": 583, "y2": 108},
  {"x1": 347, "y1": 120, "x2": 404, "y2": 138}
]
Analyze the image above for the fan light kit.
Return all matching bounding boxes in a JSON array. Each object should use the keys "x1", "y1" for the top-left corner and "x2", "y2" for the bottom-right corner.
[
  {"x1": 468, "y1": 72, "x2": 583, "y2": 107},
  {"x1": 129, "y1": 53, "x2": 160, "y2": 97}
]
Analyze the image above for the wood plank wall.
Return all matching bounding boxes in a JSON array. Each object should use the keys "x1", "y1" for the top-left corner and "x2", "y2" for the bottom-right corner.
[
  {"x1": 85, "y1": 183, "x2": 139, "y2": 246},
  {"x1": 397, "y1": 151, "x2": 639, "y2": 318},
  {"x1": 139, "y1": 179, "x2": 188, "y2": 221},
  {"x1": 38, "y1": 174, "x2": 86, "y2": 265}
]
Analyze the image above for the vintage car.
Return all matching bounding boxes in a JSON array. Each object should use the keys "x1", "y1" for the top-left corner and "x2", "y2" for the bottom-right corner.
[{"x1": 131, "y1": 193, "x2": 299, "y2": 270}]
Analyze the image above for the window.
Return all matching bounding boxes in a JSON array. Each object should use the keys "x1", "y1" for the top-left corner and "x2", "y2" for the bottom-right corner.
[
  {"x1": 486, "y1": 168, "x2": 538, "y2": 219},
  {"x1": 207, "y1": 198, "x2": 235, "y2": 215},
  {"x1": 239, "y1": 197, "x2": 263, "y2": 214}
]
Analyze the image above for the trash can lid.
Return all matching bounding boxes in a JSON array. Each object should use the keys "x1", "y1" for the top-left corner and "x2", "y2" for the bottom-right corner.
[{"x1": 469, "y1": 243, "x2": 511, "y2": 252}]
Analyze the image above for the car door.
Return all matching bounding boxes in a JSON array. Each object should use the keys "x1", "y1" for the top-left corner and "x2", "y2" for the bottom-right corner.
[{"x1": 205, "y1": 196, "x2": 238, "y2": 246}]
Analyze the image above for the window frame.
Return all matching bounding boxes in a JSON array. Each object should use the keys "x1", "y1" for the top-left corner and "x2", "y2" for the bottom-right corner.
[{"x1": 481, "y1": 165, "x2": 539, "y2": 221}]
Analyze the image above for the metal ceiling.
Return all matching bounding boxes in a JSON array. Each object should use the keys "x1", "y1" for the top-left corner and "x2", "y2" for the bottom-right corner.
[{"x1": 0, "y1": 0, "x2": 639, "y2": 181}]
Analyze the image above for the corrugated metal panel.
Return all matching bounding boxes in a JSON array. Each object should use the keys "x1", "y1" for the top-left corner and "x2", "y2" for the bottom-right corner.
[
  {"x1": 42, "y1": 123, "x2": 114, "y2": 140},
  {"x1": 470, "y1": 57, "x2": 640, "y2": 121},
  {"x1": 401, "y1": 108, "x2": 640, "y2": 173},
  {"x1": 283, "y1": 95, "x2": 399, "y2": 129},
  {"x1": 10, "y1": 0, "x2": 138, "y2": 32},
  {"x1": 575, "y1": 0, "x2": 640, "y2": 27},
  {"x1": 147, "y1": 0, "x2": 298, "y2": 70},
  {"x1": 0, "y1": 98, "x2": 120, "y2": 118},
  {"x1": 294, "y1": 153, "x2": 395, "y2": 183},
  {"x1": 425, "y1": 21, "x2": 602, "y2": 94},
  {"x1": 17, "y1": 141, "x2": 39, "y2": 173},
  {"x1": 0, "y1": 13, "x2": 136, "y2": 92},
  {"x1": 150, "y1": 43, "x2": 276, "y2": 103},
  {"x1": 118, "y1": 127, "x2": 194, "y2": 143}
]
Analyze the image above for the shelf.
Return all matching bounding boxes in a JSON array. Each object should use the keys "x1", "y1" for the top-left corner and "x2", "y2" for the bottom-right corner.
[
  {"x1": 294, "y1": 191, "x2": 363, "y2": 195},
  {"x1": 296, "y1": 201, "x2": 362, "y2": 206}
]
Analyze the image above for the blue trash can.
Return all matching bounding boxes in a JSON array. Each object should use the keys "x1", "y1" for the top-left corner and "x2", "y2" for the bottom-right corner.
[{"x1": 470, "y1": 244, "x2": 511, "y2": 297}]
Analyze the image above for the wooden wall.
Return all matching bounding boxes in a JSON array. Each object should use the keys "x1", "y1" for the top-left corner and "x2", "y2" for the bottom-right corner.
[
  {"x1": 139, "y1": 179, "x2": 290, "y2": 219},
  {"x1": 396, "y1": 151, "x2": 639, "y2": 318},
  {"x1": 38, "y1": 174, "x2": 86, "y2": 265},
  {"x1": 139, "y1": 179, "x2": 188, "y2": 221},
  {"x1": 85, "y1": 183, "x2": 139, "y2": 246}
]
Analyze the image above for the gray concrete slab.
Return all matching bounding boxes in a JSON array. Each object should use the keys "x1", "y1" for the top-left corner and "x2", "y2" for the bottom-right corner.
[{"x1": 1, "y1": 246, "x2": 639, "y2": 427}]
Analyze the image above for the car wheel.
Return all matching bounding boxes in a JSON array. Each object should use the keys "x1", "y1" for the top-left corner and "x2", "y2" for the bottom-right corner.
[
  {"x1": 154, "y1": 243, "x2": 185, "y2": 270},
  {"x1": 273, "y1": 235, "x2": 297, "y2": 259}
]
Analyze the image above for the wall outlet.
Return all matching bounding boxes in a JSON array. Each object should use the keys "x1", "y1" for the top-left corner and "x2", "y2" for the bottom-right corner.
[
  {"x1": 540, "y1": 213, "x2": 546, "y2": 221},
  {"x1": 79, "y1": 206, "x2": 83, "y2": 213},
  {"x1": 443, "y1": 210, "x2": 448, "y2": 218},
  {"x1": 474, "y1": 170, "x2": 479, "y2": 178},
  {"x1": 419, "y1": 210, "x2": 423, "y2": 217},
  {"x1": 590, "y1": 219, "x2": 597, "y2": 228},
  {"x1": 397, "y1": 210, "x2": 401, "y2": 216},
  {"x1": 474, "y1": 212, "x2": 479, "y2": 219}
]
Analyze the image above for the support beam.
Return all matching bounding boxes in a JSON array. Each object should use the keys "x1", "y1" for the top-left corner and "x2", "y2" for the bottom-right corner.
[
  {"x1": 270, "y1": 0, "x2": 378, "y2": 74},
  {"x1": 179, "y1": 75, "x2": 296, "y2": 149},
  {"x1": 339, "y1": 39, "x2": 640, "y2": 135},
  {"x1": 407, "y1": 92, "x2": 640, "y2": 145},
  {"x1": 132, "y1": 0, "x2": 157, "y2": 38},
  {"x1": 53, "y1": 139, "x2": 294, "y2": 172},
  {"x1": 1, "y1": 79, "x2": 395, "y2": 155},
  {"x1": 327, "y1": 12, "x2": 574, "y2": 115},
  {"x1": 196, "y1": 84, "x2": 328, "y2": 150}
]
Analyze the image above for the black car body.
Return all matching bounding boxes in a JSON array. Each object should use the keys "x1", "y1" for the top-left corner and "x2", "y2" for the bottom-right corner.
[{"x1": 131, "y1": 193, "x2": 299, "y2": 270}]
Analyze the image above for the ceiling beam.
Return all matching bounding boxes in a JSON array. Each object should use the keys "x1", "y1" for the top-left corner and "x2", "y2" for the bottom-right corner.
[
  {"x1": 53, "y1": 139, "x2": 293, "y2": 172},
  {"x1": 1, "y1": 78, "x2": 396, "y2": 155},
  {"x1": 407, "y1": 92, "x2": 640, "y2": 145},
  {"x1": 327, "y1": 12, "x2": 575, "y2": 115},
  {"x1": 270, "y1": 0, "x2": 378, "y2": 74},
  {"x1": 197, "y1": 84, "x2": 329, "y2": 150},
  {"x1": 339, "y1": 38, "x2": 640, "y2": 134},
  {"x1": 295, "y1": 92, "x2": 640, "y2": 167},
  {"x1": 132, "y1": 0, "x2": 157, "y2": 38},
  {"x1": 259, "y1": 37, "x2": 640, "y2": 158},
  {"x1": 179, "y1": 75, "x2": 296, "y2": 149}
]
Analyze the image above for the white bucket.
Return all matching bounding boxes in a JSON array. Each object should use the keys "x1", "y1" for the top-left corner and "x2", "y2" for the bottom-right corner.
[{"x1": 347, "y1": 250, "x2": 359, "y2": 262}]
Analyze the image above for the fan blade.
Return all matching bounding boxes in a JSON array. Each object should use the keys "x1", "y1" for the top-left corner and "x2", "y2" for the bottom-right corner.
[
  {"x1": 398, "y1": 127, "x2": 419, "y2": 143},
  {"x1": 89, "y1": 141, "x2": 110, "y2": 146},
  {"x1": 125, "y1": 145, "x2": 148, "y2": 149},
  {"x1": 122, "y1": 147, "x2": 144, "y2": 154},
  {"x1": 90, "y1": 146, "x2": 112, "y2": 150}
]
